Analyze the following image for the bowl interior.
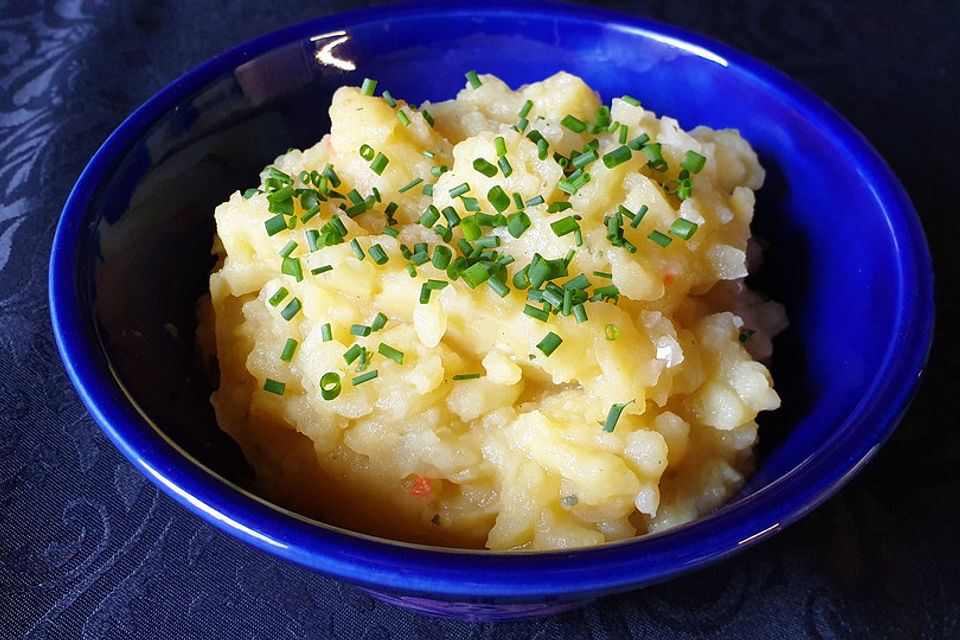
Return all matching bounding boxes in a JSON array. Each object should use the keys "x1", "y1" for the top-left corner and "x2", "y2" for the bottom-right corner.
[{"x1": 53, "y1": 3, "x2": 930, "y2": 598}]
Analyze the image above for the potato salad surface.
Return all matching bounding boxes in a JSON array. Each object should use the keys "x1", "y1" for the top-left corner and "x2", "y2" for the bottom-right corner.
[{"x1": 204, "y1": 71, "x2": 785, "y2": 550}]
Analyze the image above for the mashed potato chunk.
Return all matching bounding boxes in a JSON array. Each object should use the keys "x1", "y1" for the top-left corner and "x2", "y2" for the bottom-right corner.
[{"x1": 204, "y1": 72, "x2": 785, "y2": 550}]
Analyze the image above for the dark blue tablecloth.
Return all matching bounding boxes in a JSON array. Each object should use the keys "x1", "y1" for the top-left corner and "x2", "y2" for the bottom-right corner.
[{"x1": 2, "y1": 1, "x2": 957, "y2": 637}]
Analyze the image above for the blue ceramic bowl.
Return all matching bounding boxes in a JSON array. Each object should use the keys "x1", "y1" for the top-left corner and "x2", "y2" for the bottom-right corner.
[{"x1": 49, "y1": 1, "x2": 933, "y2": 621}]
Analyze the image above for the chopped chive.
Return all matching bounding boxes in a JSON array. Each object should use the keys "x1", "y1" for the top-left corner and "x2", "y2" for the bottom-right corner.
[
  {"x1": 243, "y1": 188, "x2": 262, "y2": 199},
  {"x1": 322, "y1": 164, "x2": 341, "y2": 188},
  {"x1": 360, "y1": 78, "x2": 378, "y2": 95},
  {"x1": 406, "y1": 263, "x2": 417, "y2": 278},
  {"x1": 561, "y1": 115, "x2": 587, "y2": 133},
  {"x1": 642, "y1": 143, "x2": 668, "y2": 171},
  {"x1": 452, "y1": 373, "x2": 483, "y2": 380},
  {"x1": 279, "y1": 240, "x2": 298, "y2": 257},
  {"x1": 449, "y1": 183, "x2": 470, "y2": 198},
  {"x1": 523, "y1": 304, "x2": 549, "y2": 322},
  {"x1": 487, "y1": 275, "x2": 510, "y2": 298},
  {"x1": 497, "y1": 156, "x2": 513, "y2": 177},
  {"x1": 669, "y1": 218, "x2": 699, "y2": 240},
  {"x1": 432, "y1": 245, "x2": 453, "y2": 269},
  {"x1": 602, "y1": 145, "x2": 632, "y2": 168},
  {"x1": 431, "y1": 165, "x2": 448, "y2": 178},
  {"x1": 280, "y1": 338, "x2": 298, "y2": 362},
  {"x1": 465, "y1": 70, "x2": 482, "y2": 89},
  {"x1": 359, "y1": 144, "x2": 375, "y2": 161},
  {"x1": 516, "y1": 117, "x2": 528, "y2": 132},
  {"x1": 350, "y1": 238, "x2": 365, "y2": 260},
  {"x1": 352, "y1": 370, "x2": 378, "y2": 386},
  {"x1": 280, "y1": 297, "x2": 302, "y2": 321},
  {"x1": 426, "y1": 279, "x2": 448, "y2": 290},
  {"x1": 627, "y1": 133, "x2": 650, "y2": 151},
  {"x1": 487, "y1": 139, "x2": 504, "y2": 162},
  {"x1": 265, "y1": 215, "x2": 288, "y2": 237},
  {"x1": 344, "y1": 343, "x2": 362, "y2": 364},
  {"x1": 398, "y1": 178, "x2": 423, "y2": 193},
  {"x1": 648, "y1": 230, "x2": 673, "y2": 247},
  {"x1": 563, "y1": 273, "x2": 590, "y2": 290},
  {"x1": 475, "y1": 235, "x2": 500, "y2": 249},
  {"x1": 518, "y1": 100, "x2": 533, "y2": 119},
  {"x1": 573, "y1": 303, "x2": 588, "y2": 323},
  {"x1": 371, "y1": 312, "x2": 388, "y2": 332},
  {"x1": 421, "y1": 184, "x2": 434, "y2": 196},
  {"x1": 681, "y1": 150, "x2": 706, "y2": 174},
  {"x1": 370, "y1": 152, "x2": 389, "y2": 175},
  {"x1": 461, "y1": 262, "x2": 490, "y2": 288},
  {"x1": 382, "y1": 226, "x2": 399, "y2": 238},
  {"x1": 487, "y1": 185, "x2": 510, "y2": 213},
  {"x1": 419, "y1": 205, "x2": 441, "y2": 227},
  {"x1": 461, "y1": 216, "x2": 481, "y2": 241},
  {"x1": 631, "y1": 204, "x2": 649, "y2": 228},
  {"x1": 321, "y1": 323, "x2": 333, "y2": 342},
  {"x1": 418, "y1": 282, "x2": 432, "y2": 304},
  {"x1": 550, "y1": 216, "x2": 580, "y2": 237},
  {"x1": 396, "y1": 110, "x2": 411, "y2": 126},
  {"x1": 268, "y1": 287, "x2": 289, "y2": 306},
  {"x1": 434, "y1": 224, "x2": 452, "y2": 242},
  {"x1": 557, "y1": 170, "x2": 591, "y2": 195},
  {"x1": 369, "y1": 244, "x2": 389, "y2": 264},
  {"x1": 603, "y1": 400, "x2": 635, "y2": 432},
  {"x1": 619, "y1": 124, "x2": 629, "y2": 145},
  {"x1": 512, "y1": 192, "x2": 524, "y2": 210},
  {"x1": 382, "y1": 90, "x2": 397, "y2": 107},
  {"x1": 536, "y1": 332, "x2": 562, "y2": 356},
  {"x1": 267, "y1": 185, "x2": 294, "y2": 203},
  {"x1": 574, "y1": 229, "x2": 583, "y2": 247},
  {"x1": 320, "y1": 371, "x2": 341, "y2": 400},
  {"x1": 263, "y1": 378, "x2": 286, "y2": 395},
  {"x1": 604, "y1": 323, "x2": 620, "y2": 341},
  {"x1": 593, "y1": 271, "x2": 612, "y2": 279},
  {"x1": 350, "y1": 324, "x2": 371, "y2": 337},
  {"x1": 572, "y1": 148, "x2": 599, "y2": 168},
  {"x1": 411, "y1": 250, "x2": 430, "y2": 265},
  {"x1": 547, "y1": 201, "x2": 573, "y2": 214},
  {"x1": 311, "y1": 265, "x2": 332, "y2": 276},
  {"x1": 281, "y1": 256, "x2": 303, "y2": 282},
  {"x1": 441, "y1": 206, "x2": 461, "y2": 227},
  {"x1": 621, "y1": 95, "x2": 641, "y2": 107},
  {"x1": 524, "y1": 195, "x2": 545, "y2": 207},
  {"x1": 595, "y1": 105, "x2": 610, "y2": 128},
  {"x1": 592, "y1": 285, "x2": 620, "y2": 302},
  {"x1": 473, "y1": 158, "x2": 498, "y2": 177},
  {"x1": 507, "y1": 211, "x2": 532, "y2": 238},
  {"x1": 422, "y1": 149, "x2": 435, "y2": 159},
  {"x1": 378, "y1": 343, "x2": 404, "y2": 364},
  {"x1": 461, "y1": 196, "x2": 480, "y2": 211},
  {"x1": 300, "y1": 205, "x2": 321, "y2": 224},
  {"x1": 537, "y1": 137, "x2": 549, "y2": 160}
]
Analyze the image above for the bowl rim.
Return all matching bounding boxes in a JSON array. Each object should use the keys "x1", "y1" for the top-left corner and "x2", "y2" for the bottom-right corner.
[{"x1": 49, "y1": 0, "x2": 934, "y2": 600}]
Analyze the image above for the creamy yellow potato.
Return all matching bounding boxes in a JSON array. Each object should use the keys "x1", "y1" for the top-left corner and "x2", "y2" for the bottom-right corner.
[{"x1": 204, "y1": 72, "x2": 785, "y2": 550}]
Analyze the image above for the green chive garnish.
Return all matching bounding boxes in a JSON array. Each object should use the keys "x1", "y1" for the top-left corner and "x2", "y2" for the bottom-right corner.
[
  {"x1": 320, "y1": 371, "x2": 341, "y2": 400},
  {"x1": 371, "y1": 312, "x2": 388, "y2": 332},
  {"x1": 265, "y1": 215, "x2": 287, "y2": 237},
  {"x1": 497, "y1": 156, "x2": 512, "y2": 177},
  {"x1": 465, "y1": 70, "x2": 482, "y2": 89},
  {"x1": 311, "y1": 265, "x2": 333, "y2": 276},
  {"x1": 550, "y1": 216, "x2": 579, "y2": 237},
  {"x1": 268, "y1": 287, "x2": 289, "y2": 306},
  {"x1": 350, "y1": 324, "x2": 371, "y2": 337},
  {"x1": 280, "y1": 297, "x2": 302, "y2": 321},
  {"x1": 518, "y1": 100, "x2": 533, "y2": 119},
  {"x1": 523, "y1": 304, "x2": 549, "y2": 322},
  {"x1": 378, "y1": 343, "x2": 404, "y2": 364},
  {"x1": 536, "y1": 332, "x2": 562, "y2": 356},
  {"x1": 353, "y1": 370, "x2": 378, "y2": 386},
  {"x1": 281, "y1": 256, "x2": 303, "y2": 282},
  {"x1": 573, "y1": 304, "x2": 588, "y2": 323},
  {"x1": 603, "y1": 400, "x2": 634, "y2": 432},
  {"x1": 419, "y1": 205, "x2": 441, "y2": 227},
  {"x1": 370, "y1": 152, "x2": 389, "y2": 175},
  {"x1": 452, "y1": 373, "x2": 483, "y2": 380},
  {"x1": 280, "y1": 338, "x2": 298, "y2": 362},
  {"x1": 263, "y1": 378, "x2": 286, "y2": 395},
  {"x1": 602, "y1": 145, "x2": 632, "y2": 168},
  {"x1": 344, "y1": 344, "x2": 362, "y2": 364},
  {"x1": 547, "y1": 201, "x2": 573, "y2": 213},
  {"x1": 487, "y1": 185, "x2": 510, "y2": 213},
  {"x1": 487, "y1": 275, "x2": 509, "y2": 298},
  {"x1": 648, "y1": 230, "x2": 672, "y2": 247},
  {"x1": 432, "y1": 245, "x2": 453, "y2": 269},
  {"x1": 382, "y1": 90, "x2": 397, "y2": 107},
  {"x1": 681, "y1": 150, "x2": 706, "y2": 174},
  {"x1": 369, "y1": 244, "x2": 389, "y2": 264},
  {"x1": 396, "y1": 110, "x2": 411, "y2": 127},
  {"x1": 350, "y1": 238, "x2": 365, "y2": 260},
  {"x1": 668, "y1": 218, "x2": 699, "y2": 240},
  {"x1": 449, "y1": 182, "x2": 470, "y2": 198},
  {"x1": 359, "y1": 144, "x2": 375, "y2": 161},
  {"x1": 507, "y1": 211, "x2": 531, "y2": 238},
  {"x1": 561, "y1": 115, "x2": 587, "y2": 133},
  {"x1": 593, "y1": 271, "x2": 612, "y2": 279},
  {"x1": 321, "y1": 323, "x2": 332, "y2": 342},
  {"x1": 473, "y1": 158, "x2": 498, "y2": 177},
  {"x1": 631, "y1": 204, "x2": 649, "y2": 228},
  {"x1": 461, "y1": 263, "x2": 490, "y2": 288},
  {"x1": 604, "y1": 323, "x2": 620, "y2": 341},
  {"x1": 494, "y1": 136, "x2": 507, "y2": 157},
  {"x1": 360, "y1": 78, "x2": 378, "y2": 96},
  {"x1": 524, "y1": 195, "x2": 545, "y2": 207}
]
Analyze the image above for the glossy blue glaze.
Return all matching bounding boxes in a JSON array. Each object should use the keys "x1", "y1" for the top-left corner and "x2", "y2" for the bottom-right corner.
[{"x1": 48, "y1": 0, "x2": 933, "y2": 620}]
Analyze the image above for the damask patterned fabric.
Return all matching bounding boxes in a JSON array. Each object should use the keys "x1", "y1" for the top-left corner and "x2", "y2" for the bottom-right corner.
[{"x1": 1, "y1": 1, "x2": 957, "y2": 638}]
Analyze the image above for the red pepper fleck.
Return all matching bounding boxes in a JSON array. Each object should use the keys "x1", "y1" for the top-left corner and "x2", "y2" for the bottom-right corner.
[
  {"x1": 662, "y1": 273, "x2": 674, "y2": 285},
  {"x1": 410, "y1": 475, "x2": 433, "y2": 497}
]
